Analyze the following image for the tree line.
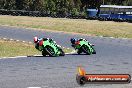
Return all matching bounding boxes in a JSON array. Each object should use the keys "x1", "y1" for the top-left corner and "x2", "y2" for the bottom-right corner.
[{"x1": 0, "y1": 0, "x2": 132, "y2": 16}]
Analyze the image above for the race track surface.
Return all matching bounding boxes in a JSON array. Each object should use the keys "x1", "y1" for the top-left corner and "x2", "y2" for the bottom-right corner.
[{"x1": 0, "y1": 26, "x2": 132, "y2": 88}]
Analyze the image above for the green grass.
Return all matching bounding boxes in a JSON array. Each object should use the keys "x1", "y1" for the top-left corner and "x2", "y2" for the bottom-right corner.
[
  {"x1": 0, "y1": 15, "x2": 132, "y2": 38},
  {"x1": 0, "y1": 39, "x2": 40, "y2": 57},
  {"x1": 0, "y1": 39, "x2": 72, "y2": 58}
]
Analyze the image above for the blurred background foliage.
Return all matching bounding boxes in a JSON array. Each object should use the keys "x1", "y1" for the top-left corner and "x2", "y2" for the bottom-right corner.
[{"x1": 0, "y1": 0, "x2": 132, "y2": 16}]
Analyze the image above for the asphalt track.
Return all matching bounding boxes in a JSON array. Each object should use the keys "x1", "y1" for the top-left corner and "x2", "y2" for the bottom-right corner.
[{"x1": 0, "y1": 26, "x2": 132, "y2": 88}]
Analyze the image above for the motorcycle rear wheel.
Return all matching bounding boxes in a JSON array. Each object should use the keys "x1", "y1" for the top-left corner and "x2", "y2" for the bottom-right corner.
[
  {"x1": 42, "y1": 50, "x2": 47, "y2": 56},
  {"x1": 81, "y1": 45, "x2": 91, "y2": 55},
  {"x1": 59, "y1": 48, "x2": 65, "y2": 56}
]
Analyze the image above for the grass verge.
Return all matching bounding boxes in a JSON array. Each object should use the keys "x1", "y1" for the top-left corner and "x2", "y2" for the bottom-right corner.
[
  {"x1": 0, "y1": 15, "x2": 132, "y2": 38},
  {"x1": 0, "y1": 39, "x2": 72, "y2": 58}
]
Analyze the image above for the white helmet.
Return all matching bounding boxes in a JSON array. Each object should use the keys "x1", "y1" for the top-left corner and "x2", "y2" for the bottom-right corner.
[{"x1": 34, "y1": 36, "x2": 38, "y2": 43}]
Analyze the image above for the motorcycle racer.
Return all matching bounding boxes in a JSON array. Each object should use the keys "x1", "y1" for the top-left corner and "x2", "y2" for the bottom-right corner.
[
  {"x1": 34, "y1": 36, "x2": 43, "y2": 49},
  {"x1": 33, "y1": 36, "x2": 65, "y2": 56},
  {"x1": 70, "y1": 38, "x2": 96, "y2": 54},
  {"x1": 70, "y1": 38, "x2": 94, "y2": 48}
]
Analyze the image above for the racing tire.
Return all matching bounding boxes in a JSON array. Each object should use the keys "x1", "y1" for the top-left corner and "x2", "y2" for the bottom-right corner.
[
  {"x1": 59, "y1": 48, "x2": 65, "y2": 56},
  {"x1": 81, "y1": 45, "x2": 91, "y2": 55},
  {"x1": 45, "y1": 46, "x2": 55, "y2": 57},
  {"x1": 92, "y1": 49, "x2": 96, "y2": 54},
  {"x1": 77, "y1": 50, "x2": 82, "y2": 54},
  {"x1": 42, "y1": 50, "x2": 47, "y2": 56}
]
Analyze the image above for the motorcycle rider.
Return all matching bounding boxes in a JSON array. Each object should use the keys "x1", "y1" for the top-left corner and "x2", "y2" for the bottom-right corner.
[
  {"x1": 34, "y1": 36, "x2": 57, "y2": 49},
  {"x1": 70, "y1": 38, "x2": 94, "y2": 47},
  {"x1": 70, "y1": 38, "x2": 96, "y2": 54},
  {"x1": 33, "y1": 36, "x2": 65, "y2": 56},
  {"x1": 34, "y1": 36, "x2": 43, "y2": 49}
]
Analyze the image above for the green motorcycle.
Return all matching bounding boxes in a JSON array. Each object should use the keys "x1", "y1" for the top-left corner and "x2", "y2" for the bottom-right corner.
[
  {"x1": 35, "y1": 38, "x2": 65, "y2": 57},
  {"x1": 71, "y1": 38, "x2": 96, "y2": 55}
]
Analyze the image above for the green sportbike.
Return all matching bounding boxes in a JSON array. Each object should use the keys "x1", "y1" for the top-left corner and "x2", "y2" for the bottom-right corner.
[
  {"x1": 71, "y1": 38, "x2": 96, "y2": 55},
  {"x1": 35, "y1": 38, "x2": 65, "y2": 57}
]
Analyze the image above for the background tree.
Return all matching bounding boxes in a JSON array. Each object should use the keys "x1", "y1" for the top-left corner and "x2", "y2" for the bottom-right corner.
[
  {"x1": 2, "y1": 0, "x2": 16, "y2": 10},
  {"x1": 0, "y1": 0, "x2": 132, "y2": 17},
  {"x1": 44, "y1": 0, "x2": 56, "y2": 14},
  {"x1": 123, "y1": 0, "x2": 132, "y2": 6},
  {"x1": 15, "y1": 0, "x2": 23, "y2": 10},
  {"x1": 0, "y1": 0, "x2": 5, "y2": 9},
  {"x1": 33, "y1": 0, "x2": 44, "y2": 11}
]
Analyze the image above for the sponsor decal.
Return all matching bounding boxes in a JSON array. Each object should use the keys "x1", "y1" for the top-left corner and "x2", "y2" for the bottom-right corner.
[{"x1": 76, "y1": 66, "x2": 131, "y2": 85}]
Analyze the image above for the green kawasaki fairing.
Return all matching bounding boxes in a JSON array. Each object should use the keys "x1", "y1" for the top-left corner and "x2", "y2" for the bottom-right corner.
[
  {"x1": 36, "y1": 39, "x2": 65, "y2": 57},
  {"x1": 72, "y1": 39, "x2": 96, "y2": 55}
]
